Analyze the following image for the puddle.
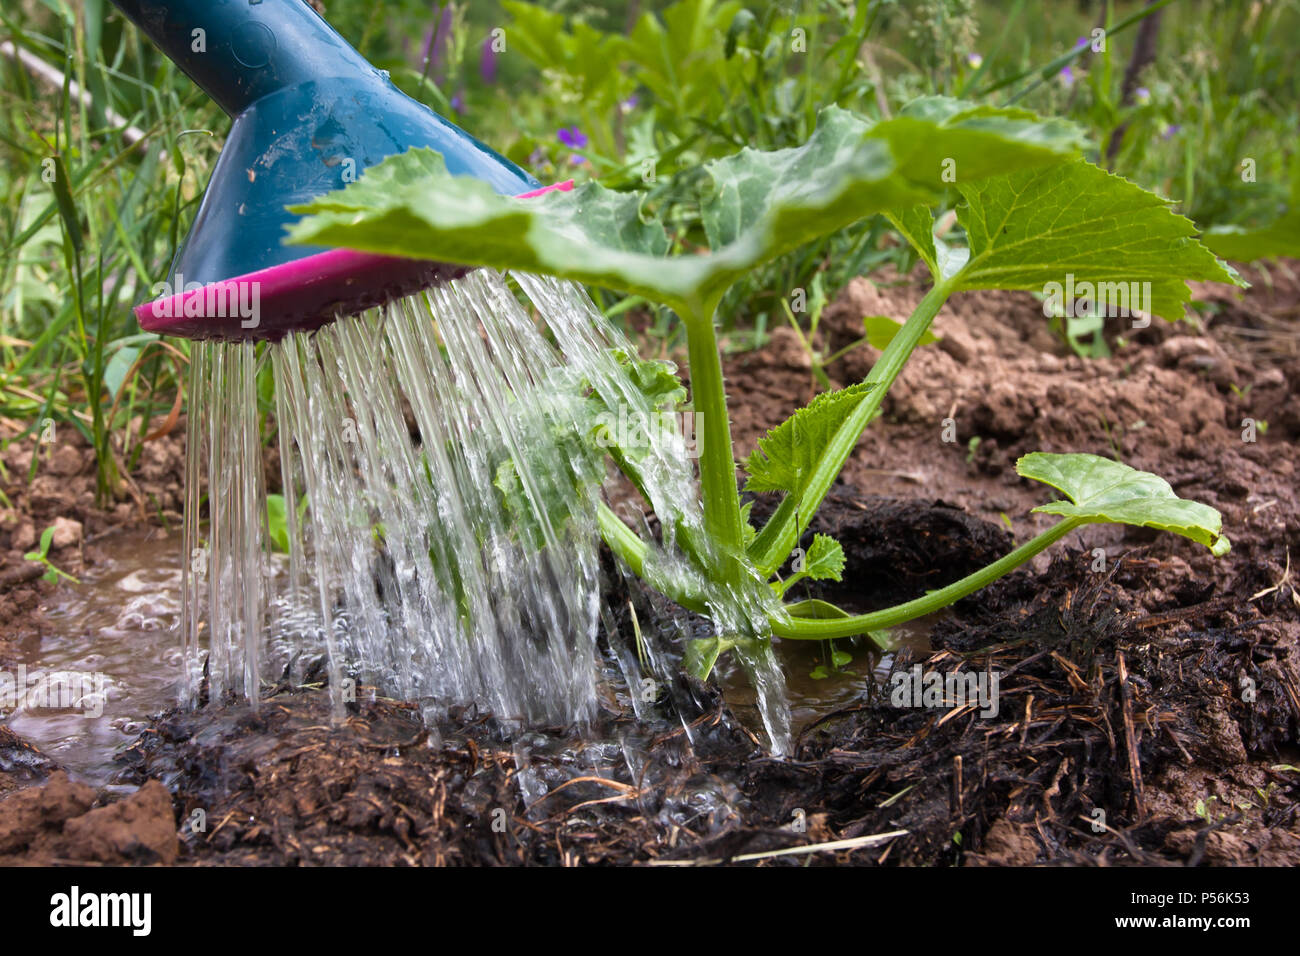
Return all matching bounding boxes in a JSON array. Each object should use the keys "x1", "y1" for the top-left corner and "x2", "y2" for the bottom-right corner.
[
  {"x1": 724, "y1": 615, "x2": 939, "y2": 735},
  {"x1": 3, "y1": 529, "x2": 185, "y2": 791},
  {"x1": 3, "y1": 522, "x2": 943, "y2": 789}
]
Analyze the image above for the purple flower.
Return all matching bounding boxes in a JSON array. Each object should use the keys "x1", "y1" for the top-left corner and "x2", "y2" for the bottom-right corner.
[
  {"x1": 1134, "y1": 86, "x2": 1151, "y2": 105},
  {"x1": 1161, "y1": 123, "x2": 1180, "y2": 140},
  {"x1": 1075, "y1": 35, "x2": 1089, "y2": 50},
  {"x1": 557, "y1": 127, "x2": 588, "y2": 150},
  {"x1": 620, "y1": 94, "x2": 640, "y2": 114},
  {"x1": 965, "y1": 52, "x2": 983, "y2": 69},
  {"x1": 450, "y1": 91, "x2": 465, "y2": 113},
  {"x1": 1059, "y1": 65, "x2": 1075, "y2": 86},
  {"x1": 480, "y1": 35, "x2": 498, "y2": 84}
]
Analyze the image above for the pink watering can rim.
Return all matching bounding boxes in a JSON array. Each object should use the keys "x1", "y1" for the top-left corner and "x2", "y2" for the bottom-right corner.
[{"x1": 135, "y1": 180, "x2": 575, "y2": 342}]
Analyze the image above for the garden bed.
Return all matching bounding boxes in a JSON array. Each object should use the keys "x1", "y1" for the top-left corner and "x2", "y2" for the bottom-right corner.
[{"x1": 0, "y1": 263, "x2": 1296, "y2": 865}]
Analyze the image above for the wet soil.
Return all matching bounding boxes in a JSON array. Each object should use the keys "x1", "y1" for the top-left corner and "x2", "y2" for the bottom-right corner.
[{"x1": 0, "y1": 260, "x2": 1297, "y2": 865}]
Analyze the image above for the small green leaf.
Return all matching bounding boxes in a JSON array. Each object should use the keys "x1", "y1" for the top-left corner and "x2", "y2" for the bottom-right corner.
[
  {"x1": 743, "y1": 382, "x2": 875, "y2": 497},
  {"x1": 739, "y1": 500, "x2": 758, "y2": 548},
  {"x1": 862, "y1": 315, "x2": 939, "y2": 351},
  {"x1": 38, "y1": 525, "x2": 54, "y2": 557},
  {"x1": 1017, "y1": 452, "x2": 1229, "y2": 555},
  {"x1": 830, "y1": 649, "x2": 853, "y2": 668},
  {"x1": 954, "y1": 160, "x2": 1245, "y2": 320},
  {"x1": 809, "y1": 665, "x2": 832, "y2": 680},
  {"x1": 889, "y1": 205, "x2": 939, "y2": 272},
  {"x1": 802, "y1": 534, "x2": 846, "y2": 582},
  {"x1": 621, "y1": 352, "x2": 687, "y2": 411},
  {"x1": 684, "y1": 634, "x2": 736, "y2": 681},
  {"x1": 266, "y1": 494, "x2": 290, "y2": 553},
  {"x1": 784, "y1": 598, "x2": 851, "y2": 620}
]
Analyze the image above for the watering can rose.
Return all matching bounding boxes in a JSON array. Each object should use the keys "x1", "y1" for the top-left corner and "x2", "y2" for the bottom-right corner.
[{"x1": 151, "y1": 274, "x2": 261, "y2": 329}]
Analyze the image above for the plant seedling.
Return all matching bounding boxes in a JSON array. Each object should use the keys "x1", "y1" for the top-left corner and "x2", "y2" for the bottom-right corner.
[
  {"x1": 290, "y1": 96, "x2": 1240, "y2": 693},
  {"x1": 24, "y1": 525, "x2": 79, "y2": 584}
]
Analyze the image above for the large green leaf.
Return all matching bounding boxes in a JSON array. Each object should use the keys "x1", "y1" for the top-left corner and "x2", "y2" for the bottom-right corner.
[
  {"x1": 698, "y1": 99, "x2": 1083, "y2": 250},
  {"x1": 952, "y1": 160, "x2": 1245, "y2": 320},
  {"x1": 289, "y1": 102, "x2": 1081, "y2": 317},
  {"x1": 1202, "y1": 209, "x2": 1300, "y2": 262},
  {"x1": 1017, "y1": 452, "x2": 1229, "y2": 555}
]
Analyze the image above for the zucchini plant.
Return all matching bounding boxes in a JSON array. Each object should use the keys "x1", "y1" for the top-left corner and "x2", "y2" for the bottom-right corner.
[{"x1": 288, "y1": 97, "x2": 1239, "y2": 686}]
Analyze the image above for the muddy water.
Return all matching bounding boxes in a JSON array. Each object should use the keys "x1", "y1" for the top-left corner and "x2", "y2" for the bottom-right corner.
[
  {"x1": 4, "y1": 530, "x2": 185, "y2": 791},
  {"x1": 3, "y1": 528, "x2": 938, "y2": 789},
  {"x1": 724, "y1": 617, "x2": 938, "y2": 735}
]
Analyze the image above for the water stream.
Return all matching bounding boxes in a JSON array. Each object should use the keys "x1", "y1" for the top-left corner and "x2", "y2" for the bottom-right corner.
[
  {"x1": 181, "y1": 271, "x2": 799, "y2": 748},
  {"x1": 4, "y1": 270, "x2": 908, "y2": 779}
]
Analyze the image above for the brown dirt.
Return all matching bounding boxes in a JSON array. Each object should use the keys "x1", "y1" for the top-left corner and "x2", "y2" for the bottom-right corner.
[
  {"x1": 1, "y1": 260, "x2": 1297, "y2": 865},
  {"x1": 0, "y1": 770, "x2": 176, "y2": 864}
]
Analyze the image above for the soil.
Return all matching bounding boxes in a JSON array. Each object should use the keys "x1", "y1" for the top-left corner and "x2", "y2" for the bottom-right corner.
[{"x1": 0, "y1": 259, "x2": 1296, "y2": 865}]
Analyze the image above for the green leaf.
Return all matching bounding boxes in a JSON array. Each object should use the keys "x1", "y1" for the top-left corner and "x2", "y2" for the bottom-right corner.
[
  {"x1": 684, "y1": 634, "x2": 738, "y2": 681},
  {"x1": 38, "y1": 525, "x2": 54, "y2": 557},
  {"x1": 862, "y1": 314, "x2": 939, "y2": 351},
  {"x1": 830, "y1": 649, "x2": 853, "y2": 668},
  {"x1": 266, "y1": 494, "x2": 290, "y2": 553},
  {"x1": 289, "y1": 101, "x2": 1081, "y2": 316},
  {"x1": 953, "y1": 160, "x2": 1245, "y2": 320},
  {"x1": 784, "y1": 598, "x2": 851, "y2": 620},
  {"x1": 1202, "y1": 208, "x2": 1300, "y2": 262},
  {"x1": 1017, "y1": 452, "x2": 1230, "y2": 555},
  {"x1": 621, "y1": 351, "x2": 688, "y2": 411},
  {"x1": 739, "y1": 500, "x2": 757, "y2": 548},
  {"x1": 50, "y1": 155, "x2": 83, "y2": 255},
  {"x1": 868, "y1": 98, "x2": 1085, "y2": 190},
  {"x1": 801, "y1": 533, "x2": 846, "y2": 582},
  {"x1": 742, "y1": 382, "x2": 875, "y2": 497},
  {"x1": 889, "y1": 205, "x2": 939, "y2": 273}
]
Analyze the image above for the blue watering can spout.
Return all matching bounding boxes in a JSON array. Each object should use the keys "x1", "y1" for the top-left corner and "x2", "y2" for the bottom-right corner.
[{"x1": 109, "y1": 0, "x2": 542, "y2": 338}]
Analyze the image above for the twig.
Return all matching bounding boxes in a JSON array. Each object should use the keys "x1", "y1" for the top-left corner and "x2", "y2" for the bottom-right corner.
[
  {"x1": 1116, "y1": 652, "x2": 1145, "y2": 819},
  {"x1": 647, "y1": 830, "x2": 909, "y2": 866}
]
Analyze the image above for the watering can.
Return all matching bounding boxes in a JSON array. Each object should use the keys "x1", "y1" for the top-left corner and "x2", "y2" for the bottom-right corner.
[{"x1": 109, "y1": 0, "x2": 549, "y2": 339}]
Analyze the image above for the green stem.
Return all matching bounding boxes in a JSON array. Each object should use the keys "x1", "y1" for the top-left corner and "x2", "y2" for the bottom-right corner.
[
  {"x1": 597, "y1": 501, "x2": 710, "y2": 615},
  {"x1": 684, "y1": 306, "x2": 745, "y2": 572},
  {"x1": 771, "y1": 517, "x2": 1084, "y2": 640},
  {"x1": 751, "y1": 276, "x2": 957, "y2": 577}
]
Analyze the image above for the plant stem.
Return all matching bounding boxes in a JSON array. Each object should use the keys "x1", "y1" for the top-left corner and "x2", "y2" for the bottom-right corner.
[
  {"x1": 684, "y1": 306, "x2": 745, "y2": 572},
  {"x1": 751, "y1": 276, "x2": 957, "y2": 576},
  {"x1": 771, "y1": 517, "x2": 1084, "y2": 640},
  {"x1": 597, "y1": 501, "x2": 710, "y2": 615}
]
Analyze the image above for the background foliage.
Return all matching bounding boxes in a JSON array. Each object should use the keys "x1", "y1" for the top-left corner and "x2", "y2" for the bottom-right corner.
[{"x1": 1, "y1": 0, "x2": 1295, "y2": 500}]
